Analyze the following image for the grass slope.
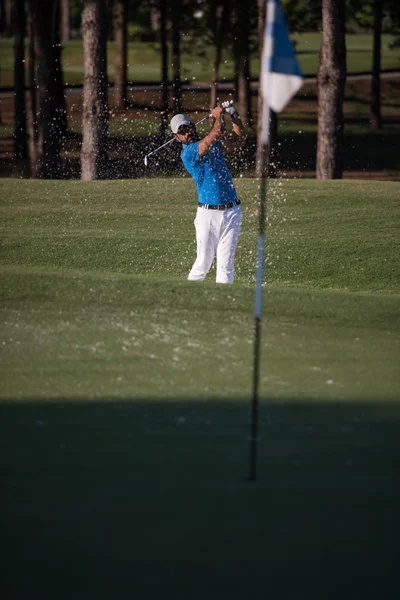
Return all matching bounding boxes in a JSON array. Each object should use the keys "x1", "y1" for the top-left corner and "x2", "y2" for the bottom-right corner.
[
  {"x1": 0, "y1": 178, "x2": 399, "y2": 401},
  {"x1": 1, "y1": 178, "x2": 399, "y2": 291},
  {"x1": 1, "y1": 178, "x2": 399, "y2": 598},
  {"x1": 1, "y1": 33, "x2": 400, "y2": 87}
]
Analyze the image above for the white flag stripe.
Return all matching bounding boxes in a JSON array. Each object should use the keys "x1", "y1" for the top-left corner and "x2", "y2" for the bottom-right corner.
[
  {"x1": 260, "y1": 101, "x2": 271, "y2": 147},
  {"x1": 263, "y1": 72, "x2": 303, "y2": 114}
]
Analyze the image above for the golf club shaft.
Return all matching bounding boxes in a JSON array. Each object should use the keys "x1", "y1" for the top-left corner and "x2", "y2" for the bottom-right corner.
[
  {"x1": 144, "y1": 114, "x2": 211, "y2": 163},
  {"x1": 145, "y1": 136, "x2": 175, "y2": 160},
  {"x1": 194, "y1": 115, "x2": 210, "y2": 126}
]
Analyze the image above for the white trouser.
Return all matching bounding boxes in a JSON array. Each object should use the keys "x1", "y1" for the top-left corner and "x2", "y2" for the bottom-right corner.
[{"x1": 188, "y1": 204, "x2": 242, "y2": 284}]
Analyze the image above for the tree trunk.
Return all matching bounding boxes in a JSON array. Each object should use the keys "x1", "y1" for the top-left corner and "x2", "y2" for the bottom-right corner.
[
  {"x1": 54, "y1": 0, "x2": 68, "y2": 137},
  {"x1": 28, "y1": 10, "x2": 39, "y2": 175},
  {"x1": 60, "y1": 0, "x2": 70, "y2": 43},
  {"x1": 3, "y1": 0, "x2": 13, "y2": 36},
  {"x1": 210, "y1": 1, "x2": 227, "y2": 110},
  {"x1": 234, "y1": 0, "x2": 252, "y2": 129},
  {"x1": 14, "y1": 0, "x2": 27, "y2": 160},
  {"x1": 316, "y1": 0, "x2": 346, "y2": 180},
  {"x1": 28, "y1": 0, "x2": 61, "y2": 178},
  {"x1": 256, "y1": 0, "x2": 266, "y2": 177},
  {"x1": 0, "y1": 0, "x2": 6, "y2": 37},
  {"x1": 371, "y1": 0, "x2": 383, "y2": 130},
  {"x1": 210, "y1": 3, "x2": 222, "y2": 110},
  {"x1": 159, "y1": 0, "x2": 169, "y2": 133},
  {"x1": 81, "y1": 0, "x2": 109, "y2": 180},
  {"x1": 54, "y1": 43, "x2": 68, "y2": 138},
  {"x1": 232, "y1": 3, "x2": 239, "y2": 103},
  {"x1": 256, "y1": 0, "x2": 277, "y2": 177},
  {"x1": 171, "y1": 0, "x2": 182, "y2": 114},
  {"x1": 113, "y1": 0, "x2": 127, "y2": 110}
]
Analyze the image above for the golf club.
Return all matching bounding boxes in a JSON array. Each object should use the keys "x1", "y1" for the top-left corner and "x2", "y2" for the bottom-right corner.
[{"x1": 143, "y1": 102, "x2": 234, "y2": 166}]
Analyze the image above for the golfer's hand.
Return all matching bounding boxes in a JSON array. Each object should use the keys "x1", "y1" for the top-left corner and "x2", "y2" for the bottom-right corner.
[
  {"x1": 221, "y1": 100, "x2": 238, "y2": 117},
  {"x1": 210, "y1": 105, "x2": 224, "y2": 120}
]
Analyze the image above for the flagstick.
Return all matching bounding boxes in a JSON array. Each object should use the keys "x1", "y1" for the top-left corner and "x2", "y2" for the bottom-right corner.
[
  {"x1": 249, "y1": 104, "x2": 271, "y2": 482},
  {"x1": 249, "y1": 0, "x2": 304, "y2": 482}
]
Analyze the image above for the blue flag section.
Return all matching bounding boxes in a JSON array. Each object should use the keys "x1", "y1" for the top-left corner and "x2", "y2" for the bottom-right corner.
[
  {"x1": 261, "y1": 0, "x2": 303, "y2": 130},
  {"x1": 266, "y1": 4, "x2": 303, "y2": 77}
]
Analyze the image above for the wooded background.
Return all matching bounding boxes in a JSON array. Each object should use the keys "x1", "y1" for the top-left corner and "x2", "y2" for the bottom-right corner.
[{"x1": 1, "y1": 0, "x2": 399, "y2": 180}]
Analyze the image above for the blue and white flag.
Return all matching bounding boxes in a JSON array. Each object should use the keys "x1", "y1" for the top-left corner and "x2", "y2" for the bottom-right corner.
[{"x1": 260, "y1": 0, "x2": 303, "y2": 143}]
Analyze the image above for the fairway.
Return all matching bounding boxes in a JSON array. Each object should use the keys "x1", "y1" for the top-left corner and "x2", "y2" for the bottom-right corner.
[
  {"x1": 1, "y1": 178, "x2": 400, "y2": 598},
  {"x1": 1, "y1": 32, "x2": 400, "y2": 87}
]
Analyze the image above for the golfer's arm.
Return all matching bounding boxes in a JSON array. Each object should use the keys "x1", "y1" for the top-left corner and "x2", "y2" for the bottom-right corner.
[
  {"x1": 222, "y1": 114, "x2": 246, "y2": 153},
  {"x1": 198, "y1": 114, "x2": 225, "y2": 157}
]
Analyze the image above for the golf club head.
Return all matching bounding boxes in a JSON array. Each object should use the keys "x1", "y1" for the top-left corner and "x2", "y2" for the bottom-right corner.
[{"x1": 144, "y1": 155, "x2": 148, "y2": 167}]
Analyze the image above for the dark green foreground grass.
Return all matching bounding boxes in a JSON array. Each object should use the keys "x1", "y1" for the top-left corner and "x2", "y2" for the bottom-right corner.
[
  {"x1": 1, "y1": 398, "x2": 400, "y2": 599},
  {"x1": 1, "y1": 179, "x2": 400, "y2": 598}
]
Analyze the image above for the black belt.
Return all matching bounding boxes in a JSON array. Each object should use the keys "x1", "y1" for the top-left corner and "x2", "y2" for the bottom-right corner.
[{"x1": 198, "y1": 199, "x2": 241, "y2": 211}]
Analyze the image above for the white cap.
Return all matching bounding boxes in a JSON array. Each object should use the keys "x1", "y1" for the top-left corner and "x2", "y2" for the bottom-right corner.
[{"x1": 170, "y1": 114, "x2": 191, "y2": 134}]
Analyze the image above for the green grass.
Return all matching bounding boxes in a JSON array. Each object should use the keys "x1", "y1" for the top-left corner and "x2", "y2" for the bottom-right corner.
[
  {"x1": 1, "y1": 32, "x2": 400, "y2": 88},
  {"x1": 0, "y1": 123, "x2": 12, "y2": 136},
  {"x1": 1, "y1": 179, "x2": 398, "y2": 292},
  {"x1": 293, "y1": 31, "x2": 400, "y2": 74},
  {"x1": 1, "y1": 178, "x2": 399, "y2": 398},
  {"x1": 1, "y1": 178, "x2": 399, "y2": 598}
]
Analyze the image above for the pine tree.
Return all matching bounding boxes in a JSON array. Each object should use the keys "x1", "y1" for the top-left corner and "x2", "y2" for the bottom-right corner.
[
  {"x1": 316, "y1": 0, "x2": 347, "y2": 179},
  {"x1": 81, "y1": 0, "x2": 109, "y2": 180}
]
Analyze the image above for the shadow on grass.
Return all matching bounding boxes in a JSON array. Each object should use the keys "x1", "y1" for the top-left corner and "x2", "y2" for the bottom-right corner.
[{"x1": 1, "y1": 397, "x2": 399, "y2": 599}]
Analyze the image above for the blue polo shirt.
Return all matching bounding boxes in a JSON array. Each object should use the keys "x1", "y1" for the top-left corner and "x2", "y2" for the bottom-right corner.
[{"x1": 180, "y1": 141, "x2": 237, "y2": 206}]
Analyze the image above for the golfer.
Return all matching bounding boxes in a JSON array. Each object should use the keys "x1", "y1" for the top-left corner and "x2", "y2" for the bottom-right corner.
[{"x1": 171, "y1": 102, "x2": 246, "y2": 284}]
